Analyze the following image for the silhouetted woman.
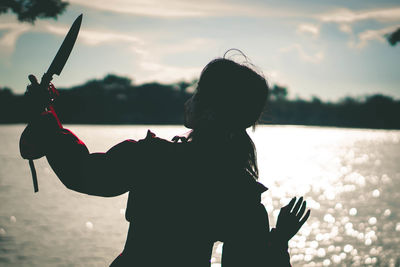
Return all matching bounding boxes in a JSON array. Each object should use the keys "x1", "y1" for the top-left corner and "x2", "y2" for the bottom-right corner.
[{"x1": 21, "y1": 53, "x2": 310, "y2": 266}]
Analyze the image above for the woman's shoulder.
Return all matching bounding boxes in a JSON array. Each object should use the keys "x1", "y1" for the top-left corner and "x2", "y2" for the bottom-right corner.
[
  {"x1": 108, "y1": 130, "x2": 191, "y2": 157},
  {"x1": 224, "y1": 171, "x2": 268, "y2": 203}
]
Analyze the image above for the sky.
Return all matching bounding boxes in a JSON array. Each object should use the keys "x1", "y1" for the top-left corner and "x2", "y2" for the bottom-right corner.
[{"x1": 0, "y1": 0, "x2": 399, "y2": 101}]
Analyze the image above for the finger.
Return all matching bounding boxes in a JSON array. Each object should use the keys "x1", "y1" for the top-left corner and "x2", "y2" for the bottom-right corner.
[
  {"x1": 49, "y1": 83, "x2": 59, "y2": 97},
  {"x1": 299, "y1": 209, "x2": 311, "y2": 226},
  {"x1": 296, "y1": 201, "x2": 306, "y2": 218},
  {"x1": 285, "y1": 197, "x2": 296, "y2": 210},
  {"x1": 292, "y1": 196, "x2": 303, "y2": 214},
  {"x1": 28, "y1": 75, "x2": 39, "y2": 85}
]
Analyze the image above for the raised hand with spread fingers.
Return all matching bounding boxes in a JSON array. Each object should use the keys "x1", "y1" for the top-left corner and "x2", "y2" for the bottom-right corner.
[{"x1": 275, "y1": 197, "x2": 311, "y2": 243}]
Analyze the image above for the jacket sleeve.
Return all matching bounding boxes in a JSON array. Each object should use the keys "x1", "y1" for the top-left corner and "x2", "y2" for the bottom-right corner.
[
  {"x1": 267, "y1": 228, "x2": 292, "y2": 267},
  {"x1": 25, "y1": 112, "x2": 150, "y2": 197},
  {"x1": 221, "y1": 204, "x2": 291, "y2": 267},
  {"x1": 45, "y1": 128, "x2": 147, "y2": 197},
  {"x1": 221, "y1": 181, "x2": 291, "y2": 266}
]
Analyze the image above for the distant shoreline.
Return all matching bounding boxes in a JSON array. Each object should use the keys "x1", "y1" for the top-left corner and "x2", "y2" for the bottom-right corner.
[{"x1": 2, "y1": 74, "x2": 399, "y2": 130}]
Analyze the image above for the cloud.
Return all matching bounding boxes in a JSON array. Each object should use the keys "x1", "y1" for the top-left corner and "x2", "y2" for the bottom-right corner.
[
  {"x1": 297, "y1": 23, "x2": 320, "y2": 37},
  {"x1": 69, "y1": 0, "x2": 205, "y2": 17},
  {"x1": 0, "y1": 16, "x2": 215, "y2": 83},
  {"x1": 136, "y1": 61, "x2": 201, "y2": 83},
  {"x1": 68, "y1": 0, "x2": 297, "y2": 18},
  {"x1": 0, "y1": 23, "x2": 31, "y2": 54},
  {"x1": 280, "y1": 44, "x2": 324, "y2": 64},
  {"x1": 263, "y1": 69, "x2": 288, "y2": 87},
  {"x1": 319, "y1": 7, "x2": 400, "y2": 23},
  {"x1": 338, "y1": 24, "x2": 352, "y2": 34},
  {"x1": 317, "y1": 7, "x2": 400, "y2": 48},
  {"x1": 352, "y1": 25, "x2": 400, "y2": 48},
  {"x1": 0, "y1": 10, "x2": 216, "y2": 57},
  {"x1": 44, "y1": 24, "x2": 144, "y2": 46},
  {"x1": 0, "y1": 18, "x2": 145, "y2": 59},
  {"x1": 40, "y1": 21, "x2": 207, "y2": 83},
  {"x1": 155, "y1": 37, "x2": 216, "y2": 54},
  {"x1": 132, "y1": 37, "x2": 217, "y2": 83}
]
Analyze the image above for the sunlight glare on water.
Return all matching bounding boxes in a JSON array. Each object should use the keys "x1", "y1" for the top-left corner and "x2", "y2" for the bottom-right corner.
[{"x1": 249, "y1": 126, "x2": 400, "y2": 266}]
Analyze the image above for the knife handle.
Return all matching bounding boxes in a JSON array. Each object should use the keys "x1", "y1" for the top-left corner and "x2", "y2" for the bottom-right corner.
[{"x1": 41, "y1": 72, "x2": 53, "y2": 87}]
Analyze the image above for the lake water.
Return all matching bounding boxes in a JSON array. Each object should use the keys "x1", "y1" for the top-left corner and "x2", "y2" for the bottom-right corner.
[{"x1": 1, "y1": 125, "x2": 399, "y2": 267}]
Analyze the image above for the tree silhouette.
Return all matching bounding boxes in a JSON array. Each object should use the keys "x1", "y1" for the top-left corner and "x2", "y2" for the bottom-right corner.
[
  {"x1": 385, "y1": 28, "x2": 400, "y2": 46},
  {"x1": 270, "y1": 85, "x2": 288, "y2": 101},
  {"x1": 0, "y1": 0, "x2": 68, "y2": 23},
  {"x1": 1, "y1": 74, "x2": 399, "y2": 129}
]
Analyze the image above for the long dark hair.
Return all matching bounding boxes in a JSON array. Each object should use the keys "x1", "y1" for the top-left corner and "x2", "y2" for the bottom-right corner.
[{"x1": 188, "y1": 55, "x2": 269, "y2": 180}]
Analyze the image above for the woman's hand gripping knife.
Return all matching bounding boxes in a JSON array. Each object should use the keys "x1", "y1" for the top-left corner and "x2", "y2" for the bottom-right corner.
[
  {"x1": 20, "y1": 75, "x2": 62, "y2": 160},
  {"x1": 273, "y1": 197, "x2": 311, "y2": 247},
  {"x1": 19, "y1": 74, "x2": 63, "y2": 192}
]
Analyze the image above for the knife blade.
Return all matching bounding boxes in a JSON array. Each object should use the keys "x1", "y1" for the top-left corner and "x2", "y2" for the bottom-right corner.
[{"x1": 41, "y1": 14, "x2": 82, "y2": 86}]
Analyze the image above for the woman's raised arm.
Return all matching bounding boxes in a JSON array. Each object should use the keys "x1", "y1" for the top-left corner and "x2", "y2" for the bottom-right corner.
[
  {"x1": 22, "y1": 110, "x2": 148, "y2": 197},
  {"x1": 45, "y1": 126, "x2": 139, "y2": 197}
]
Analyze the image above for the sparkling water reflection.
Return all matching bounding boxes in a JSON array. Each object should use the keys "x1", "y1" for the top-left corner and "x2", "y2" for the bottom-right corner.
[
  {"x1": 253, "y1": 126, "x2": 400, "y2": 267},
  {"x1": 1, "y1": 125, "x2": 399, "y2": 266}
]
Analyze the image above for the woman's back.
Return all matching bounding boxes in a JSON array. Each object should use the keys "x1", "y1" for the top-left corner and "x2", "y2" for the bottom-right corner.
[{"x1": 115, "y1": 133, "x2": 271, "y2": 266}]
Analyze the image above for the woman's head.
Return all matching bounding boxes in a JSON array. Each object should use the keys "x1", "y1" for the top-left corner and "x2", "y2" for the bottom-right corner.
[
  {"x1": 184, "y1": 57, "x2": 268, "y2": 130},
  {"x1": 185, "y1": 53, "x2": 268, "y2": 180}
]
